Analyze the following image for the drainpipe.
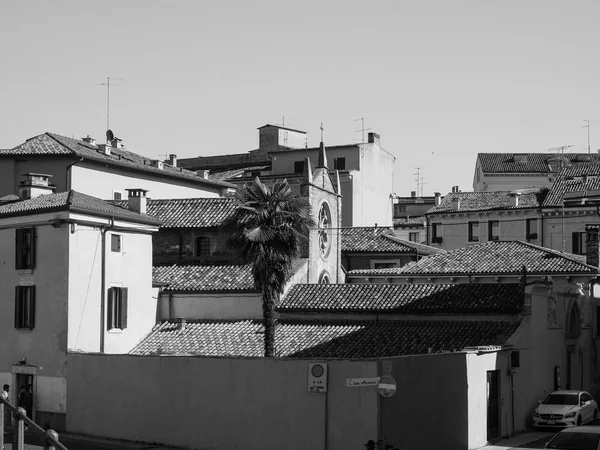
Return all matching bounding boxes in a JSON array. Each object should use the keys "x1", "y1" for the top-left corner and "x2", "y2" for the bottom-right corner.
[
  {"x1": 510, "y1": 368, "x2": 515, "y2": 435},
  {"x1": 99, "y1": 217, "x2": 115, "y2": 353},
  {"x1": 65, "y1": 157, "x2": 84, "y2": 191}
]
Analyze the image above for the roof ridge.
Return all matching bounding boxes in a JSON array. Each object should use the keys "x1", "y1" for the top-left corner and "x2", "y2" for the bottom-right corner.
[
  {"x1": 45, "y1": 133, "x2": 78, "y2": 154},
  {"x1": 516, "y1": 240, "x2": 597, "y2": 269}
]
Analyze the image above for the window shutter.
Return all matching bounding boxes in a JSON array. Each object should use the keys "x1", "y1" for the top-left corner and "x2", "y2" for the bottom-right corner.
[
  {"x1": 15, "y1": 229, "x2": 22, "y2": 269},
  {"x1": 14, "y1": 286, "x2": 19, "y2": 328},
  {"x1": 29, "y1": 286, "x2": 36, "y2": 330},
  {"x1": 572, "y1": 232, "x2": 580, "y2": 254},
  {"x1": 121, "y1": 288, "x2": 128, "y2": 329},
  {"x1": 107, "y1": 287, "x2": 114, "y2": 330},
  {"x1": 30, "y1": 228, "x2": 36, "y2": 269}
]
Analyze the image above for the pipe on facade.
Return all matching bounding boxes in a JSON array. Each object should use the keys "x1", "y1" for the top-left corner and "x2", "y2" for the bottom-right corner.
[
  {"x1": 65, "y1": 157, "x2": 84, "y2": 191},
  {"x1": 99, "y1": 217, "x2": 115, "y2": 353},
  {"x1": 168, "y1": 293, "x2": 174, "y2": 320},
  {"x1": 510, "y1": 368, "x2": 515, "y2": 435}
]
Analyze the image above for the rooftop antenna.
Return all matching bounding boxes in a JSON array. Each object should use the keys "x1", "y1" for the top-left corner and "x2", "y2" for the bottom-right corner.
[
  {"x1": 547, "y1": 145, "x2": 574, "y2": 170},
  {"x1": 420, "y1": 177, "x2": 428, "y2": 197},
  {"x1": 583, "y1": 120, "x2": 592, "y2": 155},
  {"x1": 99, "y1": 77, "x2": 123, "y2": 131},
  {"x1": 353, "y1": 117, "x2": 371, "y2": 143},
  {"x1": 413, "y1": 167, "x2": 421, "y2": 196}
]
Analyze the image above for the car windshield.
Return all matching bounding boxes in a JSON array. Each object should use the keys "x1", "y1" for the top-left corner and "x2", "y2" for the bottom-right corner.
[
  {"x1": 546, "y1": 432, "x2": 600, "y2": 450},
  {"x1": 542, "y1": 394, "x2": 578, "y2": 405}
]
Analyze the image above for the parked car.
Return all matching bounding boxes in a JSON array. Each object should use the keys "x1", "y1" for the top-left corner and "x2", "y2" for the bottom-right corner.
[
  {"x1": 544, "y1": 425, "x2": 600, "y2": 449},
  {"x1": 533, "y1": 390, "x2": 598, "y2": 428}
]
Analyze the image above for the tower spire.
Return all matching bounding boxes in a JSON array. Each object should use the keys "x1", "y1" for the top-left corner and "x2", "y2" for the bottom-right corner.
[{"x1": 318, "y1": 122, "x2": 328, "y2": 168}]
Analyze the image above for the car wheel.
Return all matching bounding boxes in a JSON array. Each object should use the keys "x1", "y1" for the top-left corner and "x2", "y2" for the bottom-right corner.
[{"x1": 577, "y1": 416, "x2": 582, "y2": 426}]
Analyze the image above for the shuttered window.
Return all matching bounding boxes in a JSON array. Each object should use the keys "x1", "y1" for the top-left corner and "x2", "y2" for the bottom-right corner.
[
  {"x1": 107, "y1": 287, "x2": 128, "y2": 330},
  {"x1": 15, "y1": 228, "x2": 35, "y2": 270},
  {"x1": 15, "y1": 286, "x2": 35, "y2": 330}
]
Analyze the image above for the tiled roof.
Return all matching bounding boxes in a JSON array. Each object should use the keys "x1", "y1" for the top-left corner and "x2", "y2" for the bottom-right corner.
[
  {"x1": 0, "y1": 133, "x2": 235, "y2": 189},
  {"x1": 427, "y1": 191, "x2": 541, "y2": 214},
  {"x1": 210, "y1": 165, "x2": 271, "y2": 181},
  {"x1": 130, "y1": 319, "x2": 520, "y2": 358},
  {"x1": 478, "y1": 153, "x2": 600, "y2": 174},
  {"x1": 349, "y1": 241, "x2": 597, "y2": 276},
  {"x1": 113, "y1": 197, "x2": 237, "y2": 228},
  {"x1": 341, "y1": 227, "x2": 438, "y2": 254},
  {"x1": 0, "y1": 191, "x2": 161, "y2": 224},
  {"x1": 153, "y1": 262, "x2": 255, "y2": 292},
  {"x1": 543, "y1": 164, "x2": 600, "y2": 207},
  {"x1": 279, "y1": 283, "x2": 523, "y2": 314},
  {"x1": 393, "y1": 216, "x2": 426, "y2": 228}
]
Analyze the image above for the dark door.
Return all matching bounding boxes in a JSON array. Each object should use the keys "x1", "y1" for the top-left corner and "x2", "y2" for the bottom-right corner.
[
  {"x1": 487, "y1": 370, "x2": 500, "y2": 440},
  {"x1": 16, "y1": 374, "x2": 34, "y2": 420},
  {"x1": 566, "y1": 351, "x2": 572, "y2": 390}
]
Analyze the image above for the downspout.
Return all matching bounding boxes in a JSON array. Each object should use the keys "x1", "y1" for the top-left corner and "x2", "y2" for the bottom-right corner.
[
  {"x1": 99, "y1": 217, "x2": 115, "y2": 353},
  {"x1": 65, "y1": 157, "x2": 84, "y2": 191},
  {"x1": 168, "y1": 293, "x2": 174, "y2": 319},
  {"x1": 539, "y1": 207, "x2": 544, "y2": 248}
]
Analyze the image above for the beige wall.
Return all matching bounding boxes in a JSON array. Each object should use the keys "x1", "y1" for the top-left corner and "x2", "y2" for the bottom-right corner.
[
  {"x1": 157, "y1": 292, "x2": 262, "y2": 320},
  {"x1": 66, "y1": 354, "x2": 378, "y2": 450}
]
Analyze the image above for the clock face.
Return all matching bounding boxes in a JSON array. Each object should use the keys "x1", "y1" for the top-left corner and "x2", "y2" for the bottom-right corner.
[{"x1": 318, "y1": 202, "x2": 332, "y2": 259}]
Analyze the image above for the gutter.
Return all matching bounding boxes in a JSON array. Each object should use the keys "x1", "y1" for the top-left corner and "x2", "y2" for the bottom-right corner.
[{"x1": 65, "y1": 157, "x2": 84, "y2": 190}]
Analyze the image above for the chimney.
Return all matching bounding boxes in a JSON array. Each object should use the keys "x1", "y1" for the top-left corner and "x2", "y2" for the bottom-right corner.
[
  {"x1": 585, "y1": 224, "x2": 600, "y2": 269},
  {"x1": 19, "y1": 173, "x2": 55, "y2": 200},
  {"x1": 150, "y1": 160, "x2": 164, "y2": 170},
  {"x1": 111, "y1": 138, "x2": 124, "y2": 149},
  {"x1": 434, "y1": 192, "x2": 442, "y2": 206},
  {"x1": 177, "y1": 318, "x2": 186, "y2": 332},
  {"x1": 510, "y1": 193, "x2": 520, "y2": 207},
  {"x1": 196, "y1": 170, "x2": 209, "y2": 179},
  {"x1": 126, "y1": 189, "x2": 149, "y2": 214},
  {"x1": 168, "y1": 154, "x2": 177, "y2": 167},
  {"x1": 367, "y1": 132, "x2": 381, "y2": 146},
  {"x1": 411, "y1": 191, "x2": 416, "y2": 198},
  {"x1": 583, "y1": 174, "x2": 589, "y2": 185},
  {"x1": 81, "y1": 135, "x2": 96, "y2": 146},
  {"x1": 451, "y1": 196, "x2": 460, "y2": 210},
  {"x1": 97, "y1": 144, "x2": 111, "y2": 156}
]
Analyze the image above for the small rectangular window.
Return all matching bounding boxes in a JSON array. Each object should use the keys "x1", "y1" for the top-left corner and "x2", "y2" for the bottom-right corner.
[
  {"x1": 526, "y1": 218, "x2": 538, "y2": 240},
  {"x1": 334, "y1": 157, "x2": 346, "y2": 170},
  {"x1": 15, "y1": 228, "x2": 36, "y2": 270},
  {"x1": 573, "y1": 232, "x2": 586, "y2": 255},
  {"x1": 107, "y1": 287, "x2": 128, "y2": 330},
  {"x1": 431, "y1": 223, "x2": 442, "y2": 244},
  {"x1": 468, "y1": 221, "x2": 479, "y2": 242},
  {"x1": 14, "y1": 286, "x2": 35, "y2": 330},
  {"x1": 113, "y1": 192, "x2": 122, "y2": 200},
  {"x1": 111, "y1": 234, "x2": 122, "y2": 253},
  {"x1": 409, "y1": 232, "x2": 419, "y2": 242},
  {"x1": 195, "y1": 237, "x2": 211, "y2": 256},
  {"x1": 488, "y1": 220, "x2": 500, "y2": 241},
  {"x1": 293, "y1": 161, "x2": 305, "y2": 174},
  {"x1": 394, "y1": 205, "x2": 407, "y2": 216}
]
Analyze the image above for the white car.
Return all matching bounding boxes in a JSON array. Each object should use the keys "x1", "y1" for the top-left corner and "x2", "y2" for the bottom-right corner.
[{"x1": 533, "y1": 390, "x2": 598, "y2": 428}]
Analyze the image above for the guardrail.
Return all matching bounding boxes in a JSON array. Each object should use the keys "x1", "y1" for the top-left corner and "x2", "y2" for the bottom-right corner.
[{"x1": 0, "y1": 391, "x2": 67, "y2": 450}]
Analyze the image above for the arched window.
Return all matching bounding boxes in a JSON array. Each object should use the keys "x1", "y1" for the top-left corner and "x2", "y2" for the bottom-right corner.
[
  {"x1": 566, "y1": 302, "x2": 581, "y2": 340},
  {"x1": 195, "y1": 237, "x2": 211, "y2": 256},
  {"x1": 319, "y1": 271, "x2": 331, "y2": 284}
]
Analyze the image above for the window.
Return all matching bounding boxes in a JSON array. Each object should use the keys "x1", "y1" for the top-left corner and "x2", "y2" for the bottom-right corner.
[
  {"x1": 111, "y1": 234, "x2": 122, "y2": 252},
  {"x1": 409, "y1": 232, "x2": 419, "y2": 242},
  {"x1": 293, "y1": 161, "x2": 305, "y2": 174},
  {"x1": 15, "y1": 228, "x2": 35, "y2": 270},
  {"x1": 468, "y1": 221, "x2": 479, "y2": 242},
  {"x1": 573, "y1": 232, "x2": 586, "y2": 255},
  {"x1": 431, "y1": 223, "x2": 442, "y2": 244},
  {"x1": 488, "y1": 220, "x2": 499, "y2": 241},
  {"x1": 107, "y1": 287, "x2": 128, "y2": 330},
  {"x1": 195, "y1": 237, "x2": 211, "y2": 256},
  {"x1": 15, "y1": 286, "x2": 35, "y2": 330},
  {"x1": 113, "y1": 192, "x2": 122, "y2": 200},
  {"x1": 371, "y1": 260, "x2": 400, "y2": 269},
  {"x1": 394, "y1": 204, "x2": 407, "y2": 216},
  {"x1": 526, "y1": 218, "x2": 538, "y2": 240},
  {"x1": 334, "y1": 157, "x2": 346, "y2": 170}
]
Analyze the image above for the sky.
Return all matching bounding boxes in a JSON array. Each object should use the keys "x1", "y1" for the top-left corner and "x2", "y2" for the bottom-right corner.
[{"x1": 1, "y1": 0, "x2": 599, "y2": 196}]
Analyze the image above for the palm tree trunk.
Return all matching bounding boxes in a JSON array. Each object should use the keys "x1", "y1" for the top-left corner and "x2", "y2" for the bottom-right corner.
[{"x1": 262, "y1": 288, "x2": 277, "y2": 357}]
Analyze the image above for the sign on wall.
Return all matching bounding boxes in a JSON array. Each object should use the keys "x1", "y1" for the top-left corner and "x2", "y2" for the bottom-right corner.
[{"x1": 307, "y1": 362, "x2": 328, "y2": 393}]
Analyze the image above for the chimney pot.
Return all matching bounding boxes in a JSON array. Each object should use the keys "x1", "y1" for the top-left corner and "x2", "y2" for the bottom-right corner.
[
  {"x1": 82, "y1": 135, "x2": 96, "y2": 146},
  {"x1": 126, "y1": 188, "x2": 149, "y2": 214}
]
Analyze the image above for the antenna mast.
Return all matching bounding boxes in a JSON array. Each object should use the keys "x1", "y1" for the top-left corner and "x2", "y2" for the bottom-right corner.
[
  {"x1": 413, "y1": 167, "x2": 421, "y2": 196},
  {"x1": 583, "y1": 120, "x2": 591, "y2": 155},
  {"x1": 354, "y1": 117, "x2": 371, "y2": 143},
  {"x1": 99, "y1": 77, "x2": 123, "y2": 131}
]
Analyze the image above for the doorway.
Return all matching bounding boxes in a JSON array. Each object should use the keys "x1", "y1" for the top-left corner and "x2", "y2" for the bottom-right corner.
[
  {"x1": 487, "y1": 370, "x2": 501, "y2": 441},
  {"x1": 15, "y1": 374, "x2": 34, "y2": 420}
]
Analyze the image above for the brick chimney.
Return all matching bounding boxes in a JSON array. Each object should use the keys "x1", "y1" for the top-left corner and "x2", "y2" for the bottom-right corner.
[
  {"x1": 126, "y1": 189, "x2": 149, "y2": 214},
  {"x1": 586, "y1": 224, "x2": 600, "y2": 269}
]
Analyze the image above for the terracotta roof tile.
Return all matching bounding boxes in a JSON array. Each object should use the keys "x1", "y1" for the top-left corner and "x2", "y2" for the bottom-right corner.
[
  {"x1": 0, "y1": 133, "x2": 235, "y2": 189},
  {"x1": 153, "y1": 262, "x2": 254, "y2": 291},
  {"x1": 543, "y1": 164, "x2": 600, "y2": 206},
  {"x1": 393, "y1": 216, "x2": 426, "y2": 228},
  {"x1": 113, "y1": 197, "x2": 237, "y2": 228},
  {"x1": 130, "y1": 319, "x2": 520, "y2": 358},
  {"x1": 349, "y1": 241, "x2": 596, "y2": 276},
  {"x1": 427, "y1": 191, "x2": 541, "y2": 214},
  {"x1": 341, "y1": 227, "x2": 435, "y2": 253},
  {"x1": 478, "y1": 153, "x2": 600, "y2": 174},
  {"x1": 280, "y1": 283, "x2": 523, "y2": 314}
]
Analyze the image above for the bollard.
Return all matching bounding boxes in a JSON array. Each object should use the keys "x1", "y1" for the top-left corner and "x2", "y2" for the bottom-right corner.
[
  {"x1": 13, "y1": 407, "x2": 27, "y2": 450},
  {"x1": 44, "y1": 429, "x2": 60, "y2": 450}
]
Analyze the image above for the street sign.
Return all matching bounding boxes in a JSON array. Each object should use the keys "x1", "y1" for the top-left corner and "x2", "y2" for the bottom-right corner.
[
  {"x1": 308, "y1": 363, "x2": 328, "y2": 393},
  {"x1": 377, "y1": 376, "x2": 397, "y2": 397},
  {"x1": 346, "y1": 377, "x2": 379, "y2": 387}
]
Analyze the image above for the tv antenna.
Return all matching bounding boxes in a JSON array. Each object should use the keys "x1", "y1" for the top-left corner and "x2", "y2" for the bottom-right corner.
[
  {"x1": 583, "y1": 120, "x2": 592, "y2": 155},
  {"x1": 354, "y1": 117, "x2": 371, "y2": 143},
  {"x1": 99, "y1": 77, "x2": 123, "y2": 131},
  {"x1": 413, "y1": 167, "x2": 426, "y2": 196},
  {"x1": 547, "y1": 145, "x2": 574, "y2": 171}
]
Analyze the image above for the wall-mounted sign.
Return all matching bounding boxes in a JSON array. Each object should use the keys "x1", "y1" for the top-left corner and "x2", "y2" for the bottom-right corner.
[
  {"x1": 346, "y1": 377, "x2": 379, "y2": 387},
  {"x1": 377, "y1": 376, "x2": 397, "y2": 397},
  {"x1": 308, "y1": 363, "x2": 328, "y2": 393}
]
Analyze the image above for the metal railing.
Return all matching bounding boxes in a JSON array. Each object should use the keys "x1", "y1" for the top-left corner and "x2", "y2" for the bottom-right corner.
[{"x1": 0, "y1": 391, "x2": 67, "y2": 450}]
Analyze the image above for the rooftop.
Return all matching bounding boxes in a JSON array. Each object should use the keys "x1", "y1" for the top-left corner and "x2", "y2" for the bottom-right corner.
[
  {"x1": 130, "y1": 318, "x2": 520, "y2": 358},
  {"x1": 279, "y1": 283, "x2": 524, "y2": 314},
  {"x1": 348, "y1": 241, "x2": 597, "y2": 276},
  {"x1": 341, "y1": 227, "x2": 441, "y2": 254},
  {"x1": 0, "y1": 190, "x2": 161, "y2": 225},
  {"x1": 153, "y1": 262, "x2": 254, "y2": 292},
  {"x1": 427, "y1": 190, "x2": 542, "y2": 214},
  {"x1": 0, "y1": 133, "x2": 235, "y2": 189},
  {"x1": 543, "y1": 164, "x2": 600, "y2": 207},
  {"x1": 477, "y1": 153, "x2": 600, "y2": 174},
  {"x1": 393, "y1": 216, "x2": 426, "y2": 228}
]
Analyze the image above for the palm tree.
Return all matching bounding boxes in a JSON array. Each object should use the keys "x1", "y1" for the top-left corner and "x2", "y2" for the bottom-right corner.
[{"x1": 225, "y1": 177, "x2": 315, "y2": 357}]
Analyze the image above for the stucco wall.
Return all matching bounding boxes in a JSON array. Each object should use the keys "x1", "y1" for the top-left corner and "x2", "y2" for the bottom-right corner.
[
  {"x1": 474, "y1": 174, "x2": 553, "y2": 192},
  {"x1": 70, "y1": 164, "x2": 223, "y2": 200},
  {"x1": 66, "y1": 353, "x2": 378, "y2": 450},
  {"x1": 157, "y1": 292, "x2": 262, "y2": 320}
]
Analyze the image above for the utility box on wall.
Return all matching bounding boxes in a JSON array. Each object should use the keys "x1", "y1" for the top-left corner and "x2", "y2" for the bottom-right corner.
[{"x1": 307, "y1": 362, "x2": 328, "y2": 393}]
